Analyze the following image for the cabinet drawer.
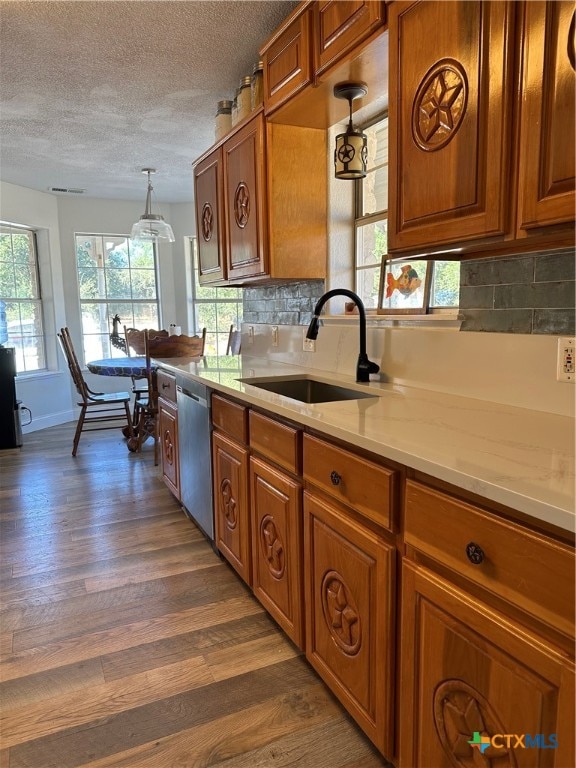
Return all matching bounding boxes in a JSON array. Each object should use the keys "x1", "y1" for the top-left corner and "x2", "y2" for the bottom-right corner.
[
  {"x1": 157, "y1": 370, "x2": 176, "y2": 403},
  {"x1": 303, "y1": 434, "x2": 395, "y2": 531},
  {"x1": 249, "y1": 411, "x2": 300, "y2": 473},
  {"x1": 212, "y1": 394, "x2": 248, "y2": 444},
  {"x1": 404, "y1": 481, "x2": 576, "y2": 636}
]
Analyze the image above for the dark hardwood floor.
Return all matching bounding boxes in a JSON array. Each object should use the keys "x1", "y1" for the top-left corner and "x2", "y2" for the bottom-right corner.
[{"x1": 0, "y1": 423, "x2": 390, "y2": 767}]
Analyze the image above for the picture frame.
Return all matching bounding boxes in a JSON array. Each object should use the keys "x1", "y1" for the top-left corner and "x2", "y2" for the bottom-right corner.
[{"x1": 377, "y1": 259, "x2": 432, "y2": 315}]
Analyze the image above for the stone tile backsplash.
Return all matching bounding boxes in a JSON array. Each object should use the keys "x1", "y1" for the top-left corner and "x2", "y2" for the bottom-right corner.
[
  {"x1": 459, "y1": 250, "x2": 575, "y2": 334},
  {"x1": 242, "y1": 280, "x2": 325, "y2": 326},
  {"x1": 240, "y1": 251, "x2": 574, "y2": 335}
]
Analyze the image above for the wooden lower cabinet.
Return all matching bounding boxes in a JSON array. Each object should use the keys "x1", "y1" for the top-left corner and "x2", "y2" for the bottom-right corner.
[
  {"x1": 400, "y1": 560, "x2": 575, "y2": 768},
  {"x1": 158, "y1": 397, "x2": 179, "y2": 500},
  {"x1": 304, "y1": 490, "x2": 395, "y2": 757},
  {"x1": 212, "y1": 430, "x2": 251, "y2": 585},
  {"x1": 250, "y1": 456, "x2": 304, "y2": 648}
]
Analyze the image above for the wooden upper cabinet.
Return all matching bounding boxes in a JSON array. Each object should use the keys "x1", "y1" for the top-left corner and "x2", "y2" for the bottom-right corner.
[
  {"x1": 223, "y1": 114, "x2": 268, "y2": 282},
  {"x1": 517, "y1": 0, "x2": 576, "y2": 231},
  {"x1": 261, "y1": 3, "x2": 313, "y2": 114},
  {"x1": 194, "y1": 150, "x2": 225, "y2": 284},
  {"x1": 388, "y1": 0, "x2": 515, "y2": 253},
  {"x1": 313, "y1": 0, "x2": 386, "y2": 76}
]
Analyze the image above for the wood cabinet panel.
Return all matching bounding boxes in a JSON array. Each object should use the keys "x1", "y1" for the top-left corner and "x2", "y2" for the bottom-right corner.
[
  {"x1": 303, "y1": 434, "x2": 395, "y2": 531},
  {"x1": 517, "y1": 0, "x2": 576, "y2": 230},
  {"x1": 404, "y1": 480, "x2": 575, "y2": 637},
  {"x1": 313, "y1": 0, "x2": 386, "y2": 76},
  {"x1": 261, "y1": 4, "x2": 312, "y2": 114},
  {"x1": 194, "y1": 150, "x2": 226, "y2": 284},
  {"x1": 211, "y1": 394, "x2": 248, "y2": 444},
  {"x1": 304, "y1": 490, "x2": 395, "y2": 755},
  {"x1": 250, "y1": 457, "x2": 304, "y2": 647},
  {"x1": 400, "y1": 560, "x2": 575, "y2": 768},
  {"x1": 249, "y1": 410, "x2": 301, "y2": 474},
  {"x1": 212, "y1": 431, "x2": 251, "y2": 585},
  {"x1": 388, "y1": 0, "x2": 515, "y2": 251},
  {"x1": 156, "y1": 370, "x2": 176, "y2": 403},
  {"x1": 223, "y1": 115, "x2": 267, "y2": 282},
  {"x1": 159, "y1": 397, "x2": 179, "y2": 500}
]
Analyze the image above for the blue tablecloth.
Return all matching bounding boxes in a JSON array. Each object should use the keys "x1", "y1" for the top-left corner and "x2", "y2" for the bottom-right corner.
[{"x1": 87, "y1": 357, "x2": 151, "y2": 377}]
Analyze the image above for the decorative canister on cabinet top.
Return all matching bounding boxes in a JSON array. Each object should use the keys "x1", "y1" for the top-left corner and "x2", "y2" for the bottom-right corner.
[
  {"x1": 251, "y1": 60, "x2": 264, "y2": 111},
  {"x1": 215, "y1": 99, "x2": 233, "y2": 141},
  {"x1": 231, "y1": 89, "x2": 240, "y2": 126},
  {"x1": 236, "y1": 76, "x2": 252, "y2": 123}
]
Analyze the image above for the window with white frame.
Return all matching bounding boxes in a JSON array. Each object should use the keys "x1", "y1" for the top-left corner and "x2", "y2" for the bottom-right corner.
[
  {"x1": 0, "y1": 224, "x2": 46, "y2": 373},
  {"x1": 75, "y1": 234, "x2": 160, "y2": 363},
  {"x1": 190, "y1": 239, "x2": 242, "y2": 355},
  {"x1": 355, "y1": 115, "x2": 460, "y2": 312}
]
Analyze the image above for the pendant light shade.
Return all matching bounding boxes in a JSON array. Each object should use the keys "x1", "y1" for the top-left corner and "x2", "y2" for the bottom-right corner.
[
  {"x1": 130, "y1": 168, "x2": 175, "y2": 243},
  {"x1": 333, "y1": 83, "x2": 368, "y2": 180}
]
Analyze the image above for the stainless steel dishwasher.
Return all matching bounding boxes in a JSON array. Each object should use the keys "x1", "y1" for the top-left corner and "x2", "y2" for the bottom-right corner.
[{"x1": 176, "y1": 376, "x2": 214, "y2": 541}]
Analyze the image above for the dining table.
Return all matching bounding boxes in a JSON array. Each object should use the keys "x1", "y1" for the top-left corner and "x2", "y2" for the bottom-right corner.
[
  {"x1": 86, "y1": 356, "x2": 152, "y2": 378},
  {"x1": 86, "y1": 356, "x2": 156, "y2": 450}
]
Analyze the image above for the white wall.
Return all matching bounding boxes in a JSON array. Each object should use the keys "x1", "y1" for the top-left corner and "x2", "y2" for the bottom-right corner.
[{"x1": 0, "y1": 182, "x2": 194, "y2": 432}]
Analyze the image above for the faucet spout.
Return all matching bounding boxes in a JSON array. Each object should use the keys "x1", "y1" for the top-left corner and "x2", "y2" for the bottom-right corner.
[{"x1": 306, "y1": 289, "x2": 380, "y2": 383}]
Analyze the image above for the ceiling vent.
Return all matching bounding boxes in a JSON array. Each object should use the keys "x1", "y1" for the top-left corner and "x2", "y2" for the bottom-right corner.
[{"x1": 48, "y1": 186, "x2": 86, "y2": 195}]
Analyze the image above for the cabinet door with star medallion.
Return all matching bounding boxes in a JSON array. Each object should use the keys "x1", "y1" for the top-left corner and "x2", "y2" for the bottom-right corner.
[
  {"x1": 212, "y1": 430, "x2": 251, "y2": 585},
  {"x1": 194, "y1": 148, "x2": 226, "y2": 284},
  {"x1": 399, "y1": 561, "x2": 575, "y2": 768},
  {"x1": 250, "y1": 456, "x2": 304, "y2": 649},
  {"x1": 223, "y1": 113, "x2": 267, "y2": 282},
  {"x1": 304, "y1": 490, "x2": 395, "y2": 757},
  {"x1": 388, "y1": 0, "x2": 516, "y2": 253}
]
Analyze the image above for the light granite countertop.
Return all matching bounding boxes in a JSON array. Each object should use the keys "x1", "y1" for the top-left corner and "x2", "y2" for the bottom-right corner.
[{"x1": 154, "y1": 354, "x2": 576, "y2": 534}]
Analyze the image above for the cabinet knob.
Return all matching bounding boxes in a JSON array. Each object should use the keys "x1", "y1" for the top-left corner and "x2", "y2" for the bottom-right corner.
[
  {"x1": 465, "y1": 542, "x2": 485, "y2": 565},
  {"x1": 330, "y1": 470, "x2": 342, "y2": 486},
  {"x1": 162, "y1": 382, "x2": 170, "y2": 389}
]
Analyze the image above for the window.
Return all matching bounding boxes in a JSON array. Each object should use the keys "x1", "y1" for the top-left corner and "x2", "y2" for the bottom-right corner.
[
  {"x1": 0, "y1": 224, "x2": 46, "y2": 373},
  {"x1": 354, "y1": 116, "x2": 460, "y2": 312},
  {"x1": 191, "y1": 239, "x2": 242, "y2": 355},
  {"x1": 75, "y1": 234, "x2": 160, "y2": 363}
]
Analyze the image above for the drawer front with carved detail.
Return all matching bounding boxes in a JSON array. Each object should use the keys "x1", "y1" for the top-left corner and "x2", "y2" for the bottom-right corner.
[
  {"x1": 250, "y1": 456, "x2": 304, "y2": 648},
  {"x1": 303, "y1": 434, "x2": 395, "y2": 530},
  {"x1": 304, "y1": 490, "x2": 394, "y2": 755},
  {"x1": 405, "y1": 480, "x2": 576, "y2": 636}
]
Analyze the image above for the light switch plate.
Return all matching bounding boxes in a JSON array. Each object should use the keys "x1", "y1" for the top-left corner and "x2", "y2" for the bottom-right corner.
[{"x1": 557, "y1": 337, "x2": 575, "y2": 382}]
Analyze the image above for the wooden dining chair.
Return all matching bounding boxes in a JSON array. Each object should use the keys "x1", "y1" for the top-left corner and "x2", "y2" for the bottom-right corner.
[
  {"x1": 226, "y1": 324, "x2": 242, "y2": 355},
  {"x1": 123, "y1": 326, "x2": 169, "y2": 428},
  {"x1": 57, "y1": 327, "x2": 133, "y2": 456},
  {"x1": 134, "y1": 329, "x2": 206, "y2": 464}
]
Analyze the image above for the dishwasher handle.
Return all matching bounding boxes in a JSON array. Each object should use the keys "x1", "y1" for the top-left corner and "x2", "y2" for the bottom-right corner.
[{"x1": 176, "y1": 384, "x2": 208, "y2": 408}]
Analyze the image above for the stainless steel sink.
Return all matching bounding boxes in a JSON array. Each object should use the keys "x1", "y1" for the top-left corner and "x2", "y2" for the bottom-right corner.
[{"x1": 238, "y1": 377, "x2": 378, "y2": 404}]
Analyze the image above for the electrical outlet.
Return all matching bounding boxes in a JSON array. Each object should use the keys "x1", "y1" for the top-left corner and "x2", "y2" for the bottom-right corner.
[
  {"x1": 303, "y1": 332, "x2": 315, "y2": 353},
  {"x1": 247, "y1": 326, "x2": 254, "y2": 346},
  {"x1": 271, "y1": 325, "x2": 279, "y2": 347},
  {"x1": 557, "y1": 337, "x2": 575, "y2": 382}
]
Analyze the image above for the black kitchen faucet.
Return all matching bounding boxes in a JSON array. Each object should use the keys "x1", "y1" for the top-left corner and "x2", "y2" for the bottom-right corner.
[{"x1": 306, "y1": 288, "x2": 380, "y2": 383}]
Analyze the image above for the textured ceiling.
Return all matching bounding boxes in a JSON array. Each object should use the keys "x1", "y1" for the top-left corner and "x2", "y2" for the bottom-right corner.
[{"x1": 0, "y1": 0, "x2": 298, "y2": 203}]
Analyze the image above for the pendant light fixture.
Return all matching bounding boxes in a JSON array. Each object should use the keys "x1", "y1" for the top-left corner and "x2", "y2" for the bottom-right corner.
[
  {"x1": 333, "y1": 83, "x2": 368, "y2": 180},
  {"x1": 130, "y1": 168, "x2": 175, "y2": 242}
]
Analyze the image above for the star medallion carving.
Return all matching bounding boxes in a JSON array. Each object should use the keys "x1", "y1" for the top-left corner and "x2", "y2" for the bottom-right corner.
[
  {"x1": 220, "y1": 478, "x2": 237, "y2": 529},
  {"x1": 413, "y1": 60, "x2": 468, "y2": 151},
  {"x1": 321, "y1": 570, "x2": 361, "y2": 655},
  {"x1": 260, "y1": 516, "x2": 285, "y2": 578},
  {"x1": 433, "y1": 680, "x2": 516, "y2": 768},
  {"x1": 234, "y1": 182, "x2": 250, "y2": 228},
  {"x1": 201, "y1": 203, "x2": 213, "y2": 241}
]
